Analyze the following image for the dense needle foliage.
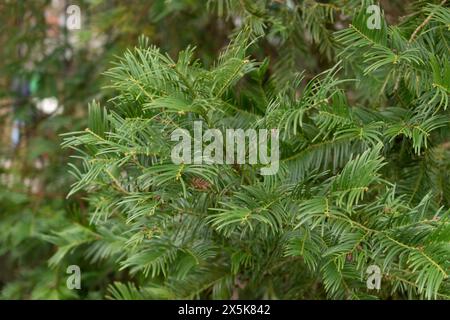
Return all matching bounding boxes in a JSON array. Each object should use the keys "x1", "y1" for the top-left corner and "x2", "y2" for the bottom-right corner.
[{"x1": 1, "y1": 0, "x2": 449, "y2": 300}]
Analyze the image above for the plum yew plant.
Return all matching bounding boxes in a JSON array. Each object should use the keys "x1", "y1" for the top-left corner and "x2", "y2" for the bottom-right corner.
[{"x1": 52, "y1": 0, "x2": 449, "y2": 299}]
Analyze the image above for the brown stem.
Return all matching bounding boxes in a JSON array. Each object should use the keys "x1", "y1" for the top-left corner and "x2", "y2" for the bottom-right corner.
[{"x1": 408, "y1": 0, "x2": 447, "y2": 44}]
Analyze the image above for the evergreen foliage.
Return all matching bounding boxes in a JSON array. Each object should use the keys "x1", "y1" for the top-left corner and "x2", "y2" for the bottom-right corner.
[{"x1": 1, "y1": 0, "x2": 449, "y2": 300}]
